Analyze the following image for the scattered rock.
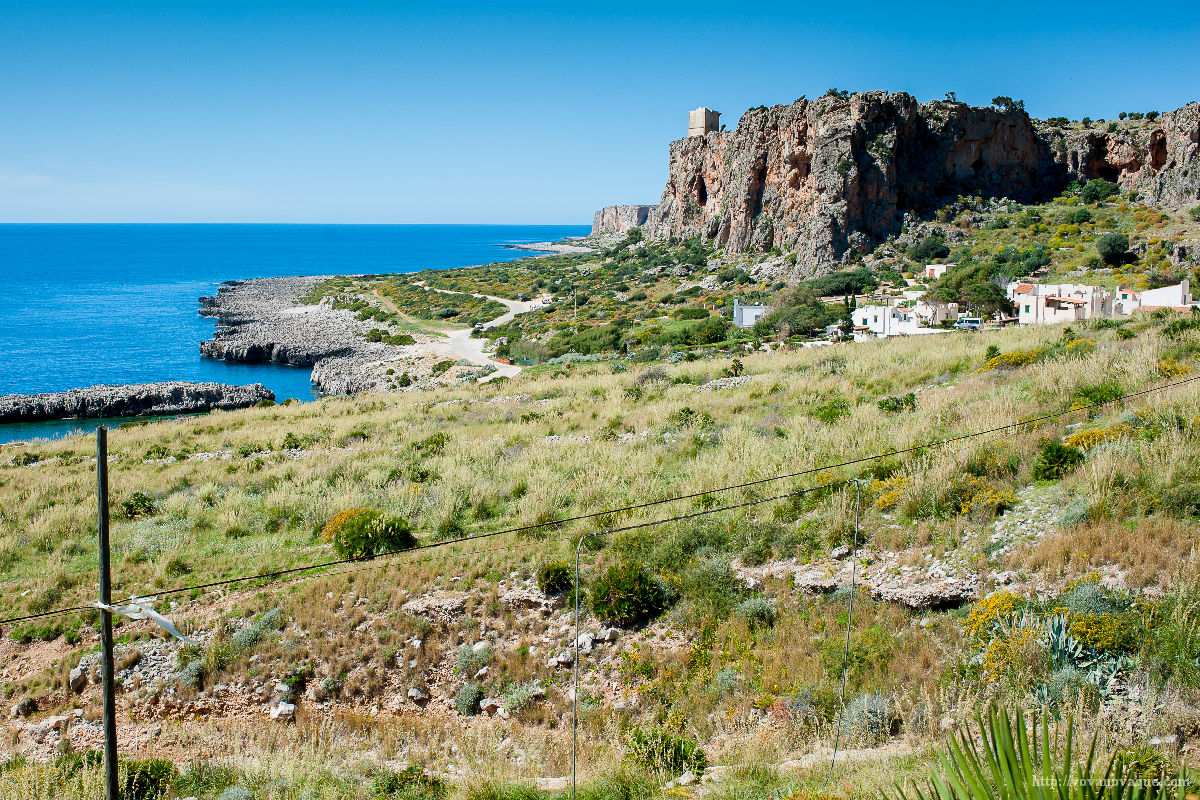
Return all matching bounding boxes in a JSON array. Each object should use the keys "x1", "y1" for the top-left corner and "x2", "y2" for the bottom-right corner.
[{"x1": 269, "y1": 701, "x2": 296, "y2": 722}]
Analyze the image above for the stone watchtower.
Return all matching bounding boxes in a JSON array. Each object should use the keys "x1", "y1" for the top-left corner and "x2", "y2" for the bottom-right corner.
[{"x1": 688, "y1": 107, "x2": 720, "y2": 137}]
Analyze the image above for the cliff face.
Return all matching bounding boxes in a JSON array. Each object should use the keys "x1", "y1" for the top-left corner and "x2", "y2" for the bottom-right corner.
[
  {"x1": 591, "y1": 205, "x2": 652, "y2": 236},
  {"x1": 0, "y1": 382, "x2": 274, "y2": 423},
  {"x1": 641, "y1": 91, "x2": 1061, "y2": 269},
  {"x1": 1050, "y1": 102, "x2": 1200, "y2": 206},
  {"x1": 598, "y1": 92, "x2": 1200, "y2": 273}
]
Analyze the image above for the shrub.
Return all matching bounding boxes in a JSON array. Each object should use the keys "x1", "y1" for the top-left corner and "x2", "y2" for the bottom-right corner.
[
  {"x1": 217, "y1": 789, "x2": 254, "y2": 800},
  {"x1": 1189, "y1": 204, "x2": 1200, "y2": 222},
  {"x1": 120, "y1": 492, "x2": 156, "y2": 519},
  {"x1": 735, "y1": 596, "x2": 776, "y2": 628},
  {"x1": 1031, "y1": 439, "x2": 1085, "y2": 481},
  {"x1": 590, "y1": 563, "x2": 669, "y2": 626},
  {"x1": 1070, "y1": 380, "x2": 1124, "y2": 409},
  {"x1": 672, "y1": 307, "x2": 709, "y2": 320},
  {"x1": 455, "y1": 682, "x2": 483, "y2": 715},
  {"x1": 627, "y1": 727, "x2": 707, "y2": 775},
  {"x1": 373, "y1": 765, "x2": 446, "y2": 800},
  {"x1": 842, "y1": 691, "x2": 896, "y2": 743},
  {"x1": 500, "y1": 681, "x2": 541, "y2": 715},
  {"x1": 877, "y1": 392, "x2": 916, "y2": 413},
  {"x1": 431, "y1": 360, "x2": 455, "y2": 376},
  {"x1": 536, "y1": 561, "x2": 573, "y2": 595},
  {"x1": 230, "y1": 607, "x2": 284, "y2": 651},
  {"x1": 906, "y1": 235, "x2": 950, "y2": 263},
  {"x1": 1096, "y1": 232, "x2": 1130, "y2": 264},
  {"x1": 680, "y1": 555, "x2": 741, "y2": 617},
  {"x1": 812, "y1": 398, "x2": 850, "y2": 424},
  {"x1": 1080, "y1": 178, "x2": 1119, "y2": 204},
  {"x1": 123, "y1": 757, "x2": 178, "y2": 800},
  {"x1": 455, "y1": 643, "x2": 491, "y2": 675},
  {"x1": 321, "y1": 508, "x2": 416, "y2": 559}
]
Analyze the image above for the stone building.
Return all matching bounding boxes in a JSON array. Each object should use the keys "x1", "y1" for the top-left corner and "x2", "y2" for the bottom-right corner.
[{"x1": 688, "y1": 107, "x2": 720, "y2": 137}]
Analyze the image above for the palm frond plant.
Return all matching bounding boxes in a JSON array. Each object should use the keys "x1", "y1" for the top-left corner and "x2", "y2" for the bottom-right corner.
[{"x1": 888, "y1": 707, "x2": 1187, "y2": 800}]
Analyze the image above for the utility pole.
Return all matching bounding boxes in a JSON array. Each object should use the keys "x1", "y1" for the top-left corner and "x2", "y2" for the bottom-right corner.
[{"x1": 96, "y1": 427, "x2": 119, "y2": 800}]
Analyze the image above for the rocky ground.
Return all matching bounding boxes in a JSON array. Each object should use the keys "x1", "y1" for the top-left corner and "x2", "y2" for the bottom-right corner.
[
  {"x1": 0, "y1": 382, "x2": 274, "y2": 423},
  {"x1": 199, "y1": 277, "x2": 497, "y2": 395}
]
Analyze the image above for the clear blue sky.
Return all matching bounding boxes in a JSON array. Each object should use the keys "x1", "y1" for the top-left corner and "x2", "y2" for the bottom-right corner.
[{"x1": 1, "y1": 1, "x2": 1197, "y2": 224}]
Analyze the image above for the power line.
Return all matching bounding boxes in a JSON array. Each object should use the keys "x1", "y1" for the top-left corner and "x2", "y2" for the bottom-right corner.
[{"x1": 2, "y1": 372, "x2": 1197, "y2": 628}]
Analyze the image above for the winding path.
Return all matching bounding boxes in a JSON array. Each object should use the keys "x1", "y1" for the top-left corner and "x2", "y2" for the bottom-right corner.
[{"x1": 388, "y1": 284, "x2": 549, "y2": 382}]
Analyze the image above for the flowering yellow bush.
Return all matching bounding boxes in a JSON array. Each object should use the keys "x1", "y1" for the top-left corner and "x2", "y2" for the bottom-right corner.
[
  {"x1": 981, "y1": 625, "x2": 1046, "y2": 685},
  {"x1": 965, "y1": 590, "x2": 1023, "y2": 639},
  {"x1": 1062, "y1": 338, "x2": 1096, "y2": 357},
  {"x1": 1069, "y1": 612, "x2": 1136, "y2": 654},
  {"x1": 1157, "y1": 357, "x2": 1191, "y2": 377},
  {"x1": 1065, "y1": 422, "x2": 1134, "y2": 450},
  {"x1": 946, "y1": 475, "x2": 1017, "y2": 517},
  {"x1": 321, "y1": 507, "x2": 373, "y2": 543},
  {"x1": 871, "y1": 475, "x2": 910, "y2": 510},
  {"x1": 975, "y1": 348, "x2": 1046, "y2": 372}
]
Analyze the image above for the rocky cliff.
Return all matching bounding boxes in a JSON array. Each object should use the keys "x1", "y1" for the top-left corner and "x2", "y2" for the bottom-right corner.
[
  {"x1": 0, "y1": 382, "x2": 274, "y2": 423},
  {"x1": 591, "y1": 205, "x2": 653, "y2": 236},
  {"x1": 596, "y1": 92, "x2": 1200, "y2": 272},
  {"x1": 1048, "y1": 102, "x2": 1200, "y2": 206}
]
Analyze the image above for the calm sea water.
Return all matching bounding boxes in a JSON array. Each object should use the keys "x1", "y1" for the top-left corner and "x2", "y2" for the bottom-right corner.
[{"x1": 0, "y1": 224, "x2": 587, "y2": 444}]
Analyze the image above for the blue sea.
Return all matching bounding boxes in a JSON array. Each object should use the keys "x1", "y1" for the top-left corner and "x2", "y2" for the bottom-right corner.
[{"x1": 0, "y1": 224, "x2": 588, "y2": 444}]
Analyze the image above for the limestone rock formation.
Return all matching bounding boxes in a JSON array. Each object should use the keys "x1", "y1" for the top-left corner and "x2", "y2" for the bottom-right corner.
[
  {"x1": 591, "y1": 205, "x2": 653, "y2": 236},
  {"x1": 643, "y1": 91, "x2": 1060, "y2": 269},
  {"x1": 596, "y1": 92, "x2": 1200, "y2": 274},
  {"x1": 0, "y1": 382, "x2": 274, "y2": 423},
  {"x1": 1048, "y1": 102, "x2": 1200, "y2": 206}
]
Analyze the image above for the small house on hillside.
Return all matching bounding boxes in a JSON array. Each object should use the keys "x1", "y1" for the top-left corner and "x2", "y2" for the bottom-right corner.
[
  {"x1": 924, "y1": 263, "x2": 954, "y2": 280},
  {"x1": 732, "y1": 298, "x2": 771, "y2": 328},
  {"x1": 1114, "y1": 280, "x2": 1193, "y2": 315},
  {"x1": 1008, "y1": 283, "x2": 1112, "y2": 325}
]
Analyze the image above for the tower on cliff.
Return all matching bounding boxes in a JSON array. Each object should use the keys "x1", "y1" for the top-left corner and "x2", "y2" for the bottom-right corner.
[{"x1": 688, "y1": 107, "x2": 720, "y2": 137}]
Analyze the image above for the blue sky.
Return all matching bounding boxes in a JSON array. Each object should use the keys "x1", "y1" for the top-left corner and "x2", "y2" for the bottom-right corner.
[{"x1": 1, "y1": 1, "x2": 1197, "y2": 224}]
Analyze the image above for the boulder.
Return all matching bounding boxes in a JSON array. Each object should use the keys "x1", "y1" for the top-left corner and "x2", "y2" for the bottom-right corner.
[
  {"x1": 269, "y1": 700, "x2": 296, "y2": 722},
  {"x1": 69, "y1": 666, "x2": 87, "y2": 693},
  {"x1": 27, "y1": 714, "x2": 69, "y2": 743},
  {"x1": 407, "y1": 686, "x2": 430, "y2": 704}
]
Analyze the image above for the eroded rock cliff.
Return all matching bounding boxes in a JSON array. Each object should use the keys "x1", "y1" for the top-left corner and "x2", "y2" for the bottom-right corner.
[
  {"x1": 0, "y1": 382, "x2": 274, "y2": 423},
  {"x1": 596, "y1": 92, "x2": 1200, "y2": 273},
  {"x1": 591, "y1": 205, "x2": 653, "y2": 236}
]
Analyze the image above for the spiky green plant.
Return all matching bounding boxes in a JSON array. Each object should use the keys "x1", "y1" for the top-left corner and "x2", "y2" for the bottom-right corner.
[{"x1": 888, "y1": 707, "x2": 1187, "y2": 800}]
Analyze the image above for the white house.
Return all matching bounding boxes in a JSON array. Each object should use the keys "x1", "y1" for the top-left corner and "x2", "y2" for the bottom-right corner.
[
  {"x1": 924, "y1": 263, "x2": 953, "y2": 280},
  {"x1": 732, "y1": 298, "x2": 771, "y2": 328},
  {"x1": 911, "y1": 299, "x2": 958, "y2": 326},
  {"x1": 1114, "y1": 280, "x2": 1193, "y2": 315},
  {"x1": 852, "y1": 304, "x2": 948, "y2": 340},
  {"x1": 1008, "y1": 283, "x2": 1112, "y2": 326}
]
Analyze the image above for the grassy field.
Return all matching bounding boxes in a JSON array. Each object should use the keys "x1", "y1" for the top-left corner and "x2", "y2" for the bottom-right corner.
[{"x1": 2, "y1": 304, "x2": 1200, "y2": 798}]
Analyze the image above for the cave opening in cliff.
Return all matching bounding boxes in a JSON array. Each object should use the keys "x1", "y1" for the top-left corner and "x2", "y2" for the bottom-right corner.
[
  {"x1": 749, "y1": 165, "x2": 766, "y2": 218},
  {"x1": 697, "y1": 177, "x2": 708, "y2": 206}
]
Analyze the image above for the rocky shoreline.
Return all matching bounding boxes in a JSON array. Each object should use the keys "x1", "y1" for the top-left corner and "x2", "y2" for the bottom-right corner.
[
  {"x1": 198, "y1": 276, "x2": 471, "y2": 395},
  {"x1": 0, "y1": 382, "x2": 274, "y2": 424},
  {"x1": 502, "y1": 241, "x2": 596, "y2": 255}
]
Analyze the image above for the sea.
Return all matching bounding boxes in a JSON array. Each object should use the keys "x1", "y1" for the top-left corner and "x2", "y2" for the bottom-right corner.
[{"x1": 0, "y1": 224, "x2": 589, "y2": 445}]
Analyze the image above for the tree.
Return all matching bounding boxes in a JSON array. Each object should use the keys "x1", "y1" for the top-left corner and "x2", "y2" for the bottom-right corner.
[
  {"x1": 1096, "y1": 233, "x2": 1130, "y2": 265},
  {"x1": 1080, "y1": 178, "x2": 1119, "y2": 204},
  {"x1": 991, "y1": 96, "x2": 1025, "y2": 113},
  {"x1": 944, "y1": 92, "x2": 958, "y2": 102},
  {"x1": 906, "y1": 235, "x2": 950, "y2": 263}
]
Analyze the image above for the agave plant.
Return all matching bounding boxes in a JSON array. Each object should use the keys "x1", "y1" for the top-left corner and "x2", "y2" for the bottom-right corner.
[{"x1": 888, "y1": 707, "x2": 1187, "y2": 800}]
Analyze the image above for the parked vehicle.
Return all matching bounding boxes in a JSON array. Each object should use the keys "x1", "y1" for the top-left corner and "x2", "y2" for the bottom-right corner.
[{"x1": 954, "y1": 317, "x2": 982, "y2": 331}]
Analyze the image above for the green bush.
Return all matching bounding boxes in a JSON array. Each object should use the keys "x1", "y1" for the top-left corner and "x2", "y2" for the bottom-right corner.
[
  {"x1": 536, "y1": 561, "x2": 573, "y2": 595},
  {"x1": 842, "y1": 691, "x2": 897, "y2": 743},
  {"x1": 590, "y1": 563, "x2": 669, "y2": 626},
  {"x1": 735, "y1": 596, "x2": 776, "y2": 628},
  {"x1": 1080, "y1": 178, "x2": 1119, "y2": 204},
  {"x1": 1071, "y1": 380, "x2": 1124, "y2": 408},
  {"x1": 812, "y1": 399, "x2": 850, "y2": 424},
  {"x1": 1031, "y1": 439, "x2": 1085, "y2": 481},
  {"x1": 456, "y1": 643, "x2": 491, "y2": 675},
  {"x1": 878, "y1": 393, "x2": 916, "y2": 413},
  {"x1": 320, "y1": 508, "x2": 416, "y2": 559},
  {"x1": 120, "y1": 492, "x2": 156, "y2": 519},
  {"x1": 906, "y1": 235, "x2": 950, "y2": 263},
  {"x1": 373, "y1": 765, "x2": 446, "y2": 799},
  {"x1": 123, "y1": 757, "x2": 178, "y2": 800},
  {"x1": 627, "y1": 727, "x2": 707, "y2": 775},
  {"x1": 455, "y1": 682, "x2": 484, "y2": 716},
  {"x1": 680, "y1": 555, "x2": 741, "y2": 617},
  {"x1": 1189, "y1": 205, "x2": 1200, "y2": 222},
  {"x1": 1096, "y1": 232, "x2": 1130, "y2": 265},
  {"x1": 672, "y1": 307, "x2": 710, "y2": 320}
]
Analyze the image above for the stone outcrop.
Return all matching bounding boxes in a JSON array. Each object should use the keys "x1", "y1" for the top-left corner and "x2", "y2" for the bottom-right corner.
[
  {"x1": 598, "y1": 92, "x2": 1200, "y2": 273},
  {"x1": 1047, "y1": 102, "x2": 1200, "y2": 207},
  {"x1": 0, "y1": 382, "x2": 274, "y2": 423},
  {"x1": 591, "y1": 205, "x2": 653, "y2": 236},
  {"x1": 642, "y1": 91, "x2": 1061, "y2": 269}
]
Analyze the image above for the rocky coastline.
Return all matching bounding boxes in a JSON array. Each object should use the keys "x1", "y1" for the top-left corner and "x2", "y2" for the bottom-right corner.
[
  {"x1": 501, "y1": 241, "x2": 596, "y2": 255},
  {"x1": 0, "y1": 382, "x2": 274, "y2": 424},
  {"x1": 198, "y1": 276, "x2": 466, "y2": 395}
]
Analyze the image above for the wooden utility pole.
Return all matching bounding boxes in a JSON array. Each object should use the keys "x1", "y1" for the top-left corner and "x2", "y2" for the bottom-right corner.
[{"x1": 96, "y1": 427, "x2": 119, "y2": 800}]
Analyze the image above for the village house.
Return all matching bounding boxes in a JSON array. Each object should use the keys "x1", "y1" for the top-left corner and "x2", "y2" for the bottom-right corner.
[
  {"x1": 1113, "y1": 280, "x2": 1193, "y2": 315},
  {"x1": 732, "y1": 298, "x2": 771, "y2": 328},
  {"x1": 923, "y1": 263, "x2": 953, "y2": 280},
  {"x1": 1008, "y1": 283, "x2": 1112, "y2": 326},
  {"x1": 852, "y1": 304, "x2": 949, "y2": 340}
]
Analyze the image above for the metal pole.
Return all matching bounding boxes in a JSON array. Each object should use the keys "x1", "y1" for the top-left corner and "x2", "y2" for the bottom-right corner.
[
  {"x1": 97, "y1": 427, "x2": 119, "y2": 800},
  {"x1": 571, "y1": 530, "x2": 604, "y2": 800}
]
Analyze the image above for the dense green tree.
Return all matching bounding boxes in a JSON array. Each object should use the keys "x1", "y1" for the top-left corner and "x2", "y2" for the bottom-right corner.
[
  {"x1": 1096, "y1": 233, "x2": 1130, "y2": 265},
  {"x1": 1080, "y1": 179, "x2": 1119, "y2": 204}
]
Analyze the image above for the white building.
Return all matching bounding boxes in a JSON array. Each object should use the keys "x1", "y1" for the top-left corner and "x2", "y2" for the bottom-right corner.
[
  {"x1": 1008, "y1": 283, "x2": 1112, "y2": 326},
  {"x1": 732, "y1": 298, "x2": 771, "y2": 328},
  {"x1": 923, "y1": 263, "x2": 954, "y2": 280},
  {"x1": 1113, "y1": 280, "x2": 1193, "y2": 315},
  {"x1": 851, "y1": 304, "x2": 949, "y2": 340}
]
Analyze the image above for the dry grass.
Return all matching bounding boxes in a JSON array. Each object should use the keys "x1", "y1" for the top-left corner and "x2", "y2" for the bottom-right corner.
[{"x1": 1019, "y1": 516, "x2": 1199, "y2": 589}]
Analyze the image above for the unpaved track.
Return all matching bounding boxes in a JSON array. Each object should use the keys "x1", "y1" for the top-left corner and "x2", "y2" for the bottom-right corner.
[{"x1": 420, "y1": 286, "x2": 548, "y2": 382}]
